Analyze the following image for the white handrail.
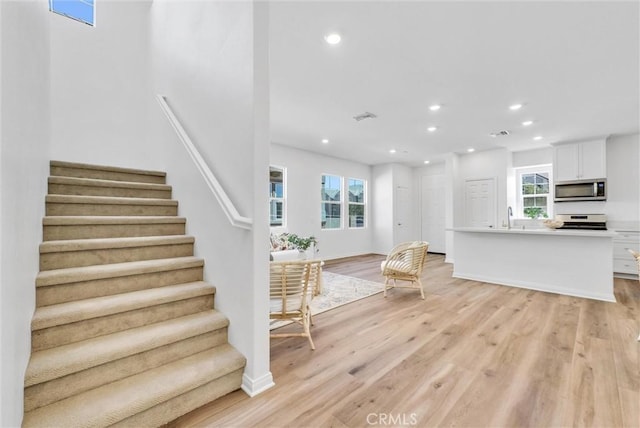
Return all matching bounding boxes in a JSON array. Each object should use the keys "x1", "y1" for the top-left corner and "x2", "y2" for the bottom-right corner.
[{"x1": 156, "y1": 95, "x2": 253, "y2": 230}]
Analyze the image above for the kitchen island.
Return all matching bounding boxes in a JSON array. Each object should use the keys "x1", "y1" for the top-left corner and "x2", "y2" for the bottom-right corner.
[{"x1": 450, "y1": 227, "x2": 617, "y2": 302}]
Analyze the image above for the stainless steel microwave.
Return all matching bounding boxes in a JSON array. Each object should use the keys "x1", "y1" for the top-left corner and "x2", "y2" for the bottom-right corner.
[{"x1": 554, "y1": 179, "x2": 606, "y2": 202}]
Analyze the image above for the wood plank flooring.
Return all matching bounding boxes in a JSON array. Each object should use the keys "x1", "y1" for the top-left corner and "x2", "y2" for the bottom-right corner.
[{"x1": 167, "y1": 253, "x2": 639, "y2": 427}]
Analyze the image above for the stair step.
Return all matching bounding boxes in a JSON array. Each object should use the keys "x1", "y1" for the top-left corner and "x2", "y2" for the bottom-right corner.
[
  {"x1": 24, "y1": 161, "x2": 246, "y2": 424},
  {"x1": 24, "y1": 329, "x2": 227, "y2": 412},
  {"x1": 23, "y1": 344, "x2": 245, "y2": 428},
  {"x1": 43, "y1": 215, "x2": 187, "y2": 240},
  {"x1": 48, "y1": 176, "x2": 173, "y2": 199},
  {"x1": 39, "y1": 235, "x2": 195, "y2": 270},
  {"x1": 50, "y1": 160, "x2": 166, "y2": 184},
  {"x1": 31, "y1": 282, "x2": 215, "y2": 351},
  {"x1": 36, "y1": 257, "x2": 204, "y2": 306},
  {"x1": 26, "y1": 310, "x2": 228, "y2": 387},
  {"x1": 46, "y1": 194, "x2": 179, "y2": 216},
  {"x1": 33, "y1": 281, "x2": 214, "y2": 330}
]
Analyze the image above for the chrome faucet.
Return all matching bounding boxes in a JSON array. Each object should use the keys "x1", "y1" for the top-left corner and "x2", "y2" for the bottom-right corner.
[{"x1": 507, "y1": 206, "x2": 513, "y2": 229}]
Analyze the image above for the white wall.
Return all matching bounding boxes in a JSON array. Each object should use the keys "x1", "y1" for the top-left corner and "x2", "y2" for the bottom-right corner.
[
  {"x1": 50, "y1": 1, "x2": 153, "y2": 167},
  {"x1": 148, "y1": 0, "x2": 271, "y2": 394},
  {"x1": 47, "y1": 0, "x2": 272, "y2": 395},
  {"x1": 372, "y1": 164, "x2": 393, "y2": 254},
  {"x1": 0, "y1": 2, "x2": 51, "y2": 426},
  {"x1": 456, "y1": 148, "x2": 511, "y2": 227},
  {"x1": 271, "y1": 144, "x2": 373, "y2": 259},
  {"x1": 371, "y1": 163, "x2": 417, "y2": 254},
  {"x1": 512, "y1": 147, "x2": 552, "y2": 168},
  {"x1": 605, "y1": 133, "x2": 639, "y2": 224}
]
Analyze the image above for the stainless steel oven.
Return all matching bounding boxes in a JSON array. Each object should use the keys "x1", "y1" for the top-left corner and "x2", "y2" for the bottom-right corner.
[
  {"x1": 555, "y1": 214, "x2": 607, "y2": 230},
  {"x1": 554, "y1": 179, "x2": 606, "y2": 202}
]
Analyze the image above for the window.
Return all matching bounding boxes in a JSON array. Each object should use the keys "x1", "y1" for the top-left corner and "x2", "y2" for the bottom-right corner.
[
  {"x1": 50, "y1": 0, "x2": 95, "y2": 26},
  {"x1": 269, "y1": 166, "x2": 285, "y2": 227},
  {"x1": 517, "y1": 165, "x2": 552, "y2": 219},
  {"x1": 321, "y1": 175, "x2": 342, "y2": 229},
  {"x1": 347, "y1": 178, "x2": 366, "y2": 228}
]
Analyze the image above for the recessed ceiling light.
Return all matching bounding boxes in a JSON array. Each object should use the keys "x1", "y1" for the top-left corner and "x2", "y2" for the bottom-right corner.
[
  {"x1": 509, "y1": 104, "x2": 523, "y2": 110},
  {"x1": 522, "y1": 120, "x2": 533, "y2": 126},
  {"x1": 324, "y1": 33, "x2": 341, "y2": 45},
  {"x1": 321, "y1": 139, "x2": 329, "y2": 144},
  {"x1": 427, "y1": 126, "x2": 437, "y2": 132},
  {"x1": 533, "y1": 136, "x2": 543, "y2": 141},
  {"x1": 389, "y1": 149, "x2": 396, "y2": 154},
  {"x1": 424, "y1": 160, "x2": 430, "y2": 164},
  {"x1": 467, "y1": 148, "x2": 475, "y2": 153},
  {"x1": 429, "y1": 105, "x2": 441, "y2": 111}
]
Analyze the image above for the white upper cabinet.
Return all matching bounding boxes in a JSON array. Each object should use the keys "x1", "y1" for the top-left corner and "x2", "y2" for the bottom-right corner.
[{"x1": 553, "y1": 139, "x2": 606, "y2": 181}]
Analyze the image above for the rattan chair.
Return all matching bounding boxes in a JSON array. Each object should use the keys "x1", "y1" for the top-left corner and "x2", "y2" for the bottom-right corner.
[
  {"x1": 269, "y1": 259, "x2": 323, "y2": 350},
  {"x1": 381, "y1": 241, "x2": 429, "y2": 299}
]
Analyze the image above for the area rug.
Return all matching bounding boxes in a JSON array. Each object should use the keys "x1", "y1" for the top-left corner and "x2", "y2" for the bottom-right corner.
[{"x1": 270, "y1": 271, "x2": 385, "y2": 330}]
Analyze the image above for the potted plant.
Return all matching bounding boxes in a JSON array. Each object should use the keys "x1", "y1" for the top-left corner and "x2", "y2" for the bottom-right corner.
[
  {"x1": 523, "y1": 207, "x2": 548, "y2": 219},
  {"x1": 286, "y1": 233, "x2": 319, "y2": 256}
]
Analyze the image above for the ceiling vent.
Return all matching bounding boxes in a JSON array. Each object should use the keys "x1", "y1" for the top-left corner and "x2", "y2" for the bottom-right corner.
[
  {"x1": 353, "y1": 112, "x2": 377, "y2": 121},
  {"x1": 490, "y1": 130, "x2": 510, "y2": 137}
]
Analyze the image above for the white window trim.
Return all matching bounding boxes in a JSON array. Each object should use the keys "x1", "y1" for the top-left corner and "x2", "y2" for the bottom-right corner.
[
  {"x1": 49, "y1": 0, "x2": 96, "y2": 26},
  {"x1": 347, "y1": 177, "x2": 367, "y2": 229},
  {"x1": 515, "y1": 164, "x2": 553, "y2": 219},
  {"x1": 269, "y1": 165, "x2": 286, "y2": 230},
  {"x1": 321, "y1": 174, "x2": 343, "y2": 230}
]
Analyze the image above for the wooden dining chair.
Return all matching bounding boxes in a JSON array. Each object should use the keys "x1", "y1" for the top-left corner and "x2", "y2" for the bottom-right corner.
[
  {"x1": 381, "y1": 241, "x2": 429, "y2": 299},
  {"x1": 269, "y1": 259, "x2": 322, "y2": 350}
]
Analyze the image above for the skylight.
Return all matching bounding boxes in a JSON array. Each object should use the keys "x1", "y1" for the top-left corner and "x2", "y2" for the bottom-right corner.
[{"x1": 50, "y1": 0, "x2": 95, "y2": 26}]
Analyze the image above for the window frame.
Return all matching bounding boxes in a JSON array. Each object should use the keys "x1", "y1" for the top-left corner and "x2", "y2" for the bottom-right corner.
[
  {"x1": 320, "y1": 174, "x2": 343, "y2": 230},
  {"x1": 515, "y1": 165, "x2": 553, "y2": 219},
  {"x1": 347, "y1": 177, "x2": 367, "y2": 229},
  {"x1": 269, "y1": 165, "x2": 286, "y2": 229},
  {"x1": 50, "y1": 0, "x2": 96, "y2": 26}
]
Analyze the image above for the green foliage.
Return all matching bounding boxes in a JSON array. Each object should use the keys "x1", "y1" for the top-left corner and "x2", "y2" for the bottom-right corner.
[
  {"x1": 523, "y1": 207, "x2": 549, "y2": 219},
  {"x1": 286, "y1": 233, "x2": 318, "y2": 251}
]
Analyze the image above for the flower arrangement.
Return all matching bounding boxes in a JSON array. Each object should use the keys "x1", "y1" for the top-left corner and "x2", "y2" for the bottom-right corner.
[
  {"x1": 270, "y1": 233, "x2": 318, "y2": 253},
  {"x1": 286, "y1": 233, "x2": 318, "y2": 252}
]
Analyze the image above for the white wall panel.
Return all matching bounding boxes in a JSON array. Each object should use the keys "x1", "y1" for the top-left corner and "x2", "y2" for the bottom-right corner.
[{"x1": 0, "y1": 2, "x2": 50, "y2": 425}]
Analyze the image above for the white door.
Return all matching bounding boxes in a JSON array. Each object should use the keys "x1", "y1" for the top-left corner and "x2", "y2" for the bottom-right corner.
[
  {"x1": 420, "y1": 174, "x2": 445, "y2": 253},
  {"x1": 465, "y1": 178, "x2": 496, "y2": 228},
  {"x1": 395, "y1": 186, "x2": 412, "y2": 244}
]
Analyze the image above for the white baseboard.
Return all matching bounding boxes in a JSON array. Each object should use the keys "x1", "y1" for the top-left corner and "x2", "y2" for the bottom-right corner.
[
  {"x1": 241, "y1": 372, "x2": 275, "y2": 397},
  {"x1": 452, "y1": 271, "x2": 616, "y2": 303}
]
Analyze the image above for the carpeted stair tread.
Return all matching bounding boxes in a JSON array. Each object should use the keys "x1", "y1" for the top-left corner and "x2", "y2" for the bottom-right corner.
[
  {"x1": 40, "y1": 235, "x2": 195, "y2": 254},
  {"x1": 36, "y1": 256, "x2": 204, "y2": 287},
  {"x1": 25, "y1": 310, "x2": 229, "y2": 387},
  {"x1": 32, "y1": 281, "x2": 215, "y2": 330},
  {"x1": 23, "y1": 344, "x2": 245, "y2": 428},
  {"x1": 50, "y1": 160, "x2": 166, "y2": 180},
  {"x1": 43, "y1": 216, "x2": 187, "y2": 226},
  {"x1": 48, "y1": 176, "x2": 172, "y2": 192},
  {"x1": 46, "y1": 194, "x2": 178, "y2": 206},
  {"x1": 25, "y1": 161, "x2": 246, "y2": 424}
]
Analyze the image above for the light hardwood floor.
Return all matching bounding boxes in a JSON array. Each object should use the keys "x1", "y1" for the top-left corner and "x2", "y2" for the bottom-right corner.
[{"x1": 167, "y1": 254, "x2": 639, "y2": 427}]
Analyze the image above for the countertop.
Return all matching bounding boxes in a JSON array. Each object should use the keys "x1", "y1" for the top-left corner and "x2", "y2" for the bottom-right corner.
[{"x1": 448, "y1": 227, "x2": 618, "y2": 238}]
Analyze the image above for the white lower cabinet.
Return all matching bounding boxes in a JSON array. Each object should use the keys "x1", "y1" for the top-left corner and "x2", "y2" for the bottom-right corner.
[{"x1": 613, "y1": 230, "x2": 640, "y2": 276}]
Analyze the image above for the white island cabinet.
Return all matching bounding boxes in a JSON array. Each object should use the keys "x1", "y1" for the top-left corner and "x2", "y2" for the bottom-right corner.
[{"x1": 450, "y1": 227, "x2": 616, "y2": 302}]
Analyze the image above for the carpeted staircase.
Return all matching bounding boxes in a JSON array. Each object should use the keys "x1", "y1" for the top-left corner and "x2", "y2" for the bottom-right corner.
[{"x1": 22, "y1": 161, "x2": 246, "y2": 427}]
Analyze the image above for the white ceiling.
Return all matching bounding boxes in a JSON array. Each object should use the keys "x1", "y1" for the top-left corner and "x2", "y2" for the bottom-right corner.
[{"x1": 269, "y1": 1, "x2": 640, "y2": 166}]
